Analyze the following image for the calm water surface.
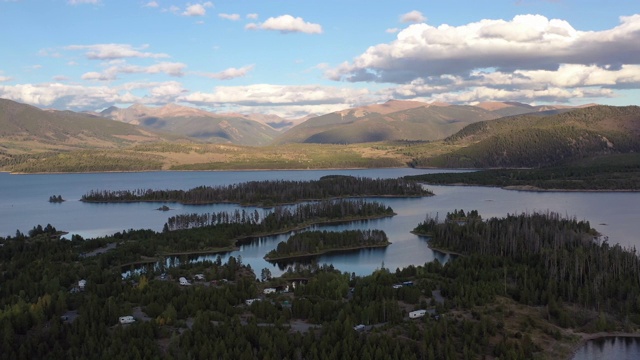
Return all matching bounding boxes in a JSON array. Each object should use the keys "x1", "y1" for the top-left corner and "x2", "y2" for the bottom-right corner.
[
  {"x1": 1, "y1": 169, "x2": 639, "y2": 277},
  {"x1": 572, "y1": 337, "x2": 640, "y2": 360}
]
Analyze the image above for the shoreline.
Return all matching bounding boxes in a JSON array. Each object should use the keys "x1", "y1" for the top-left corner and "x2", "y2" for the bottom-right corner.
[
  {"x1": 566, "y1": 332, "x2": 640, "y2": 359},
  {"x1": 264, "y1": 242, "x2": 391, "y2": 262}
]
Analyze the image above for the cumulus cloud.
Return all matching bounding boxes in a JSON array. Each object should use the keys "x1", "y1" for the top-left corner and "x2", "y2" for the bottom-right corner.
[
  {"x1": 327, "y1": 14, "x2": 640, "y2": 84},
  {"x1": 246, "y1": 15, "x2": 322, "y2": 34},
  {"x1": 66, "y1": 44, "x2": 170, "y2": 60},
  {"x1": 181, "y1": 84, "x2": 369, "y2": 106},
  {"x1": 219, "y1": 13, "x2": 240, "y2": 21},
  {"x1": 144, "y1": 1, "x2": 159, "y2": 8},
  {"x1": 81, "y1": 62, "x2": 187, "y2": 81},
  {"x1": 198, "y1": 65, "x2": 255, "y2": 80},
  {"x1": 68, "y1": 0, "x2": 100, "y2": 4},
  {"x1": 0, "y1": 75, "x2": 12, "y2": 83},
  {"x1": 182, "y1": 2, "x2": 213, "y2": 17},
  {"x1": 400, "y1": 10, "x2": 426, "y2": 23},
  {"x1": 0, "y1": 81, "x2": 188, "y2": 110},
  {"x1": 386, "y1": 28, "x2": 400, "y2": 34}
]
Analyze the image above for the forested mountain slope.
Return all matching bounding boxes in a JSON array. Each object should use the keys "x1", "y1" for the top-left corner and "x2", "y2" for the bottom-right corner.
[{"x1": 413, "y1": 105, "x2": 640, "y2": 168}]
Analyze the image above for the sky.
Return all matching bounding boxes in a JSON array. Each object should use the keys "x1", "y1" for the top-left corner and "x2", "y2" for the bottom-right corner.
[{"x1": 1, "y1": 0, "x2": 640, "y2": 118}]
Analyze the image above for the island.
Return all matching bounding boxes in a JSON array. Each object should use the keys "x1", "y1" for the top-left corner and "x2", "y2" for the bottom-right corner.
[
  {"x1": 264, "y1": 229, "x2": 390, "y2": 261},
  {"x1": 80, "y1": 176, "x2": 433, "y2": 207},
  {"x1": 48, "y1": 195, "x2": 65, "y2": 203}
]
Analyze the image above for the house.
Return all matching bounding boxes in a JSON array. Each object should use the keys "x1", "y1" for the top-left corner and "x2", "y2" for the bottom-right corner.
[
  {"x1": 78, "y1": 279, "x2": 87, "y2": 290},
  {"x1": 392, "y1": 284, "x2": 403, "y2": 289},
  {"x1": 119, "y1": 316, "x2": 135, "y2": 324},
  {"x1": 409, "y1": 310, "x2": 427, "y2": 319},
  {"x1": 194, "y1": 274, "x2": 205, "y2": 281},
  {"x1": 263, "y1": 288, "x2": 276, "y2": 294},
  {"x1": 179, "y1": 277, "x2": 191, "y2": 286},
  {"x1": 402, "y1": 281, "x2": 414, "y2": 286},
  {"x1": 353, "y1": 324, "x2": 366, "y2": 332},
  {"x1": 245, "y1": 298, "x2": 260, "y2": 306}
]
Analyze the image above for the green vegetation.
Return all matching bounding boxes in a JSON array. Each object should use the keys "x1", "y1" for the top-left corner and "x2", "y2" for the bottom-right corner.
[
  {"x1": 3, "y1": 208, "x2": 640, "y2": 359},
  {"x1": 264, "y1": 229, "x2": 390, "y2": 261},
  {"x1": 5, "y1": 150, "x2": 164, "y2": 173},
  {"x1": 412, "y1": 105, "x2": 640, "y2": 168},
  {"x1": 406, "y1": 153, "x2": 640, "y2": 190},
  {"x1": 82, "y1": 176, "x2": 432, "y2": 206}
]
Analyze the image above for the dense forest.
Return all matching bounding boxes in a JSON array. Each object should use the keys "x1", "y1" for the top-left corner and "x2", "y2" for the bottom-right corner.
[
  {"x1": 165, "y1": 199, "x2": 394, "y2": 231},
  {"x1": 81, "y1": 176, "x2": 432, "y2": 207},
  {"x1": 5, "y1": 207, "x2": 640, "y2": 358},
  {"x1": 406, "y1": 154, "x2": 640, "y2": 191},
  {"x1": 264, "y1": 229, "x2": 390, "y2": 261},
  {"x1": 414, "y1": 210, "x2": 640, "y2": 319}
]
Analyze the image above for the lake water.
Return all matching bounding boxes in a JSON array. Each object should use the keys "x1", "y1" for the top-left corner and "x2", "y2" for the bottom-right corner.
[
  {"x1": 1, "y1": 169, "x2": 639, "y2": 278},
  {"x1": 572, "y1": 337, "x2": 640, "y2": 360}
]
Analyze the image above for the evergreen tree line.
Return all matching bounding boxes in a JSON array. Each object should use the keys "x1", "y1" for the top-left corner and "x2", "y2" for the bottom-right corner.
[
  {"x1": 265, "y1": 229, "x2": 389, "y2": 260},
  {"x1": 165, "y1": 199, "x2": 394, "y2": 231},
  {"x1": 414, "y1": 211, "x2": 640, "y2": 315},
  {"x1": 81, "y1": 175, "x2": 432, "y2": 206}
]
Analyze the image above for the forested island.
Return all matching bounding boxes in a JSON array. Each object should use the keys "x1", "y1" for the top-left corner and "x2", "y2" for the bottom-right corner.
[
  {"x1": 48, "y1": 195, "x2": 64, "y2": 203},
  {"x1": 80, "y1": 175, "x2": 433, "y2": 207},
  {"x1": 3, "y1": 209, "x2": 640, "y2": 359},
  {"x1": 264, "y1": 229, "x2": 390, "y2": 261}
]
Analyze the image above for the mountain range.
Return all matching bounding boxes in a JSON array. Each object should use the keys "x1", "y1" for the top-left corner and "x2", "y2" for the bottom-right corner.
[
  {"x1": 96, "y1": 99, "x2": 584, "y2": 145},
  {"x1": 2, "y1": 96, "x2": 638, "y2": 173}
]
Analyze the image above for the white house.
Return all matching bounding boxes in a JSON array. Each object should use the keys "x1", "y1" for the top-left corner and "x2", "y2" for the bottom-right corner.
[
  {"x1": 78, "y1": 279, "x2": 87, "y2": 290},
  {"x1": 353, "y1": 324, "x2": 366, "y2": 332},
  {"x1": 263, "y1": 288, "x2": 276, "y2": 294},
  {"x1": 392, "y1": 284, "x2": 402, "y2": 289},
  {"x1": 194, "y1": 274, "x2": 205, "y2": 281},
  {"x1": 179, "y1": 277, "x2": 191, "y2": 286},
  {"x1": 409, "y1": 310, "x2": 427, "y2": 319},
  {"x1": 245, "y1": 298, "x2": 260, "y2": 306},
  {"x1": 119, "y1": 316, "x2": 135, "y2": 324}
]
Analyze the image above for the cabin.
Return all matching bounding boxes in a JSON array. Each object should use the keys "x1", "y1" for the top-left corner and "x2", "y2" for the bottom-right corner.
[
  {"x1": 179, "y1": 277, "x2": 191, "y2": 286},
  {"x1": 392, "y1": 284, "x2": 403, "y2": 289},
  {"x1": 78, "y1": 279, "x2": 87, "y2": 290},
  {"x1": 353, "y1": 324, "x2": 366, "y2": 332},
  {"x1": 409, "y1": 310, "x2": 427, "y2": 319},
  {"x1": 194, "y1": 274, "x2": 205, "y2": 281},
  {"x1": 263, "y1": 287, "x2": 276, "y2": 294},
  {"x1": 245, "y1": 298, "x2": 260, "y2": 306},
  {"x1": 119, "y1": 316, "x2": 135, "y2": 324}
]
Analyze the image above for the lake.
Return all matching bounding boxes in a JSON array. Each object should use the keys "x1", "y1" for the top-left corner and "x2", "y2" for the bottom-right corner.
[
  {"x1": 572, "y1": 337, "x2": 640, "y2": 360},
  {"x1": 1, "y1": 169, "x2": 639, "y2": 278}
]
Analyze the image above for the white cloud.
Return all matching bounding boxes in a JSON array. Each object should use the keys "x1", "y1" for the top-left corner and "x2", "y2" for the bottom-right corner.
[
  {"x1": 328, "y1": 14, "x2": 640, "y2": 84},
  {"x1": 68, "y1": 0, "x2": 100, "y2": 4},
  {"x1": 246, "y1": 13, "x2": 258, "y2": 20},
  {"x1": 144, "y1": 1, "x2": 159, "y2": 8},
  {"x1": 81, "y1": 62, "x2": 187, "y2": 81},
  {"x1": 52, "y1": 75, "x2": 69, "y2": 82},
  {"x1": 0, "y1": 75, "x2": 12, "y2": 83},
  {"x1": 66, "y1": 44, "x2": 170, "y2": 60},
  {"x1": 182, "y1": 2, "x2": 213, "y2": 17},
  {"x1": 248, "y1": 15, "x2": 323, "y2": 34},
  {"x1": 0, "y1": 81, "x2": 190, "y2": 110},
  {"x1": 219, "y1": 13, "x2": 240, "y2": 21},
  {"x1": 181, "y1": 84, "x2": 369, "y2": 106},
  {"x1": 199, "y1": 65, "x2": 255, "y2": 80},
  {"x1": 386, "y1": 28, "x2": 400, "y2": 34},
  {"x1": 400, "y1": 10, "x2": 426, "y2": 23}
]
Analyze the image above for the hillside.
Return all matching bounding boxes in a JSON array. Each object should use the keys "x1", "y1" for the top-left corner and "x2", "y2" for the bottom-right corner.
[
  {"x1": 0, "y1": 98, "x2": 168, "y2": 153},
  {"x1": 274, "y1": 100, "x2": 574, "y2": 145},
  {"x1": 413, "y1": 105, "x2": 640, "y2": 168},
  {"x1": 102, "y1": 104, "x2": 282, "y2": 146}
]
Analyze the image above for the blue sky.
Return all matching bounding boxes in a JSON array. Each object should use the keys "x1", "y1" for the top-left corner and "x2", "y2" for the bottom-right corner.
[{"x1": 1, "y1": 0, "x2": 639, "y2": 118}]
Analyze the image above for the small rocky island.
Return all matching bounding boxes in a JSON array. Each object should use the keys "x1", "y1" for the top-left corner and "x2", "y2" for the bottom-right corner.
[{"x1": 48, "y1": 195, "x2": 65, "y2": 203}]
